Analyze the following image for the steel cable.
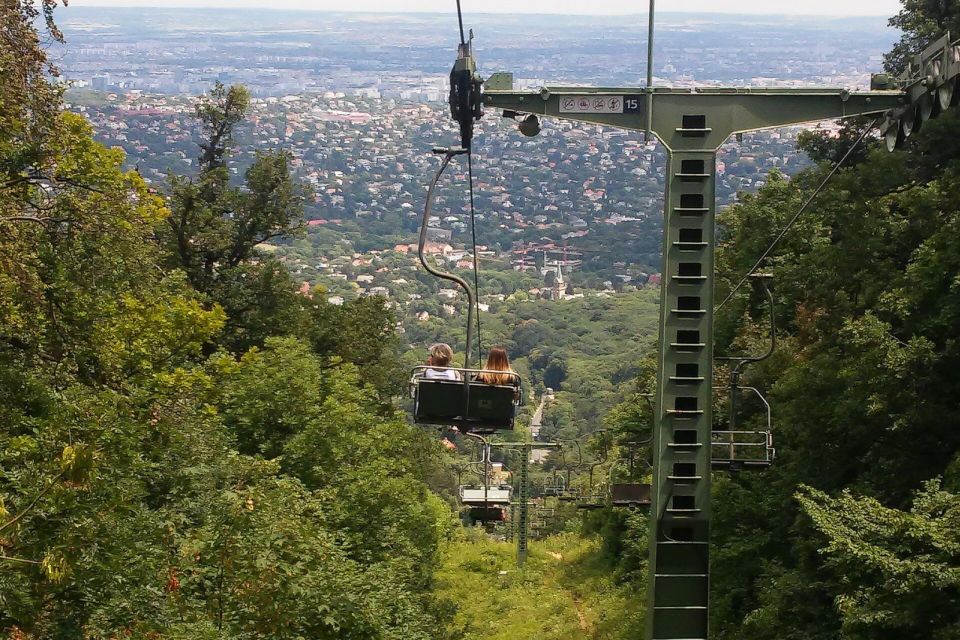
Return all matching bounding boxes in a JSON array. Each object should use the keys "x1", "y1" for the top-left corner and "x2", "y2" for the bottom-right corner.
[
  {"x1": 716, "y1": 118, "x2": 879, "y2": 311},
  {"x1": 467, "y1": 152, "x2": 483, "y2": 363}
]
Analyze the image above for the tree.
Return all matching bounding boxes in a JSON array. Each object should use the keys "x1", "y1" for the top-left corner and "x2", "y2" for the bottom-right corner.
[
  {"x1": 797, "y1": 481, "x2": 960, "y2": 640},
  {"x1": 886, "y1": 1, "x2": 960, "y2": 74},
  {"x1": 195, "y1": 82, "x2": 249, "y2": 172},
  {"x1": 161, "y1": 84, "x2": 309, "y2": 351},
  {"x1": 0, "y1": 14, "x2": 454, "y2": 637},
  {"x1": 304, "y1": 295, "x2": 404, "y2": 398},
  {"x1": 0, "y1": 0, "x2": 64, "y2": 205}
]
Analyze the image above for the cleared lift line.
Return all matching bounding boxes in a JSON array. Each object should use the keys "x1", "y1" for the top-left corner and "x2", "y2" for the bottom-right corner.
[{"x1": 424, "y1": 1, "x2": 960, "y2": 638}]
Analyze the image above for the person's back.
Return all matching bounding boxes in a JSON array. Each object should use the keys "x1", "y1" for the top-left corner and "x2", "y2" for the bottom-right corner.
[
  {"x1": 478, "y1": 347, "x2": 518, "y2": 386},
  {"x1": 425, "y1": 367, "x2": 459, "y2": 380},
  {"x1": 423, "y1": 343, "x2": 461, "y2": 381}
]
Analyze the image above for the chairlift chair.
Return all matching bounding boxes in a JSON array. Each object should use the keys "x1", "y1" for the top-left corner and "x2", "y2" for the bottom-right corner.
[
  {"x1": 608, "y1": 454, "x2": 652, "y2": 508},
  {"x1": 552, "y1": 457, "x2": 579, "y2": 501},
  {"x1": 411, "y1": 147, "x2": 525, "y2": 434},
  {"x1": 460, "y1": 484, "x2": 511, "y2": 524},
  {"x1": 543, "y1": 482, "x2": 559, "y2": 497},
  {"x1": 575, "y1": 441, "x2": 609, "y2": 510},
  {"x1": 713, "y1": 274, "x2": 778, "y2": 471},
  {"x1": 468, "y1": 506, "x2": 506, "y2": 523},
  {"x1": 575, "y1": 494, "x2": 607, "y2": 511},
  {"x1": 411, "y1": 367, "x2": 522, "y2": 433},
  {"x1": 543, "y1": 469, "x2": 567, "y2": 497},
  {"x1": 459, "y1": 484, "x2": 513, "y2": 507},
  {"x1": 610, "y1": 483, "x2": 652, "y2": 508},
  {"x1": 574, "y1": 486, "x2": 608, "y2": 511},
  {"x1": 711, "y1": 425, "x2": 775, "y2": 470}
]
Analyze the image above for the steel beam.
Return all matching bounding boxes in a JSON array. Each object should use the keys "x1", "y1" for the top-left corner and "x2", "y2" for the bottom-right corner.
[
  {"x1": 485, "y1": 78, "x2": 905, "y2": 151},
  {"x1": 644, "y1": 144, "x2": 716, "y2": 640}
]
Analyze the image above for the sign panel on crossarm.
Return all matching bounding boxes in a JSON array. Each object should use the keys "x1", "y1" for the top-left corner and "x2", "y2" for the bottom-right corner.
[{"x1": 559, "y1": 95, "x2": 643, "y2": 114}]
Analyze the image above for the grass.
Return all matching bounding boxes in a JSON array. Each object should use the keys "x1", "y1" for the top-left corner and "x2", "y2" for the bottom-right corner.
[{"x1": 434, "y1": 531, "x2": 645, "y2": 639}]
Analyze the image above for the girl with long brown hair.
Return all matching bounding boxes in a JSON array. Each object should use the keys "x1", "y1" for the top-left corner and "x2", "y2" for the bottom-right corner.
[{"x1": 477, "y1": 347, "x2": 518, "y2": 386}]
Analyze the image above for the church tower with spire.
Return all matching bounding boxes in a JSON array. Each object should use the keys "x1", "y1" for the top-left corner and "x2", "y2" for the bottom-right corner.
[{"x1": 552, "y1": 261, "x2": 566, "y2": 301}]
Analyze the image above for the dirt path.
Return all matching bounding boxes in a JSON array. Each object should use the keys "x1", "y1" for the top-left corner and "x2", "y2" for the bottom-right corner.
[
  {"x1": 574, "y1": 600, "x2": 591, "y2": 632},
  {"x1": 548, "y1": 547, "x2": 593, "y2": 635}
]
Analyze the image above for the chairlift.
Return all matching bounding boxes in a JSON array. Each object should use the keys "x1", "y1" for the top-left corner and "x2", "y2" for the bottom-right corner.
[
  {"x1": 468, "y1": 506, "x2": 507, "y2": 523},
  {"x1": 461, "y1": 484, "x2": 511, "y2": 523},
  {"x1": 575, "y1": 443, "x2": 609, "y2": 510},
  {"x1": 459, "y1": 484, "x2": 513, "y2": 507},
  {"x1": 610, "y1": 483, "x2": 652, "y2": 508},
  {"x1": 543, "y1": 470, "x2": 565, "y2": 497},
  {"x1": 710, "y1": 392, "x2": 776, "y2": 470},
  {"x1": 411, "y1": 366, "x2": 521, "y2": 433},
  {"x1": 713, "y1": 273, "x2": 777, "y2": 471},
  {"x1": 575, "y1": 494, "x2": 607, "y2": 510},
  {"x1": 551, "y1": 449, "x2": 579, "y2": 501},
  {"x1": 608, "y1": 456, "x2": 652, "y2": 509},
  {"x1": 409, "y1": 147, "x2": 523, "y2": 433}
]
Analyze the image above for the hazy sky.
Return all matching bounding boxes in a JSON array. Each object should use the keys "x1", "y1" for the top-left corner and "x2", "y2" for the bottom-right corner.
[{"x1": 69, "y1": 0, "x2": 903, "y2": 17}]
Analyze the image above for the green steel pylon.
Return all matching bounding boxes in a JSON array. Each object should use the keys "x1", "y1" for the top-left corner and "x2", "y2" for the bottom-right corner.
[
  {"x1": 517, "y1": 443, "x2": 530, "y2": 567},
  {"x1": 481, "y1": 80, "x2": 906, "y2": 640}
]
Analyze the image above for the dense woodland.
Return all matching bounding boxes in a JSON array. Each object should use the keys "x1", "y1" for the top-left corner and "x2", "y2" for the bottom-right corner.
[
  {"x1": 2, "y1": 0, "x2": 960, "y2": 638},
  {"x1": 1, "y1": 3, "x2": 455, "y2": 637}
]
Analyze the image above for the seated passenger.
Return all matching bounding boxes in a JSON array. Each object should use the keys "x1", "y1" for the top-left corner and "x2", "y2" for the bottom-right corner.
[
  {"x1": 423, "y1": 343, "x2": 461, "y2": 380},
  {"x1": 477, "y1": 347, "x2": 519, "y2": 386}
]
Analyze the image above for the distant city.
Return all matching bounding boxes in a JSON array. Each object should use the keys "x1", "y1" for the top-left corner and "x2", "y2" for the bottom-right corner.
[
  {"x1": 55, "y1": 9, "x2": 894, "y2": 96},
  {"x1": 54, "y1": 7, "x2": 897, "y2": 310}
]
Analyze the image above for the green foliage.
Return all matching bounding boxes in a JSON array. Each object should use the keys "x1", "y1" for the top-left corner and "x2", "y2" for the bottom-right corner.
[
  {"x1": 434, "y1": 533, "x2": 644, "y2": 639},
  {"x1": 0, "y1": 1, "x2": 64, "y2": 193},
  {"x1": 797, "y1": 481, "x2": 960, "y2": 640},
  {"x1": 704, "y1": 4, "x2": 960, "y2": 636},
  {"x1": 886, "y1": 1, "x2": 960, "y2": 74},
  {"x1": 0, "y1": 14, "x2": 452, "y2": 638},
  {"x1": 10, "y1": 3, "x2": 960, "y2": 638},
  {"x1": 213, "y1": 337, "x2": 326, "y2": 458},
  {"x1": 305, "y1": 294, "x2": 405, "y2": 398},
  {"x1": 195, "y1": 82, "x2": 250, "y2": 171},
  {"x1": 160, "y1": 83, "x2": 309, "y2": 352}
]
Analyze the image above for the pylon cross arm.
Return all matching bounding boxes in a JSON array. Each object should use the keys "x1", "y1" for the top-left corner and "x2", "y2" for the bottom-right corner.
[{"x1": 484, "y1": 75, "x2": 905, "y2": 150}]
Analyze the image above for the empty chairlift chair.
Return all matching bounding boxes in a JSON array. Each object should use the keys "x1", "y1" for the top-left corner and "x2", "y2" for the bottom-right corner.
[
  {"x1": 608, "y1": 455, "x2": 652, "y2": 508},
  {"x1": 460, "y1": 484, "x2": 513, "y2": 507},
  {"x1": 610, "y1": 483, "x2": 652, "y2": 508},
  {"x1": 713, "y1": 274, "x2": 778, "y2": 471},
  {"x1": 460, "y1": 484, "x2": 512, "y2": 523}
]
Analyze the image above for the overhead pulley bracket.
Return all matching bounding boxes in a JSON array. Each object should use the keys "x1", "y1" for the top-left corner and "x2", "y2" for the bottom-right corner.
[{"x1": 449, "y1": 31, "x2": 484, "y2": 150}]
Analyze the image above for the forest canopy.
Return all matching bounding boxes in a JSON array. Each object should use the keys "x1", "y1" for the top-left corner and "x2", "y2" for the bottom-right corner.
[{"x1": 0, "y1": 3, "x2": 454, "y2": 637}]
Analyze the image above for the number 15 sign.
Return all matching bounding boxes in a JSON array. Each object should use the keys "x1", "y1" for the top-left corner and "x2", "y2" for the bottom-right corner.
[{"x1": 558, "y1": 95, "x2": 643, "y2": 114}]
